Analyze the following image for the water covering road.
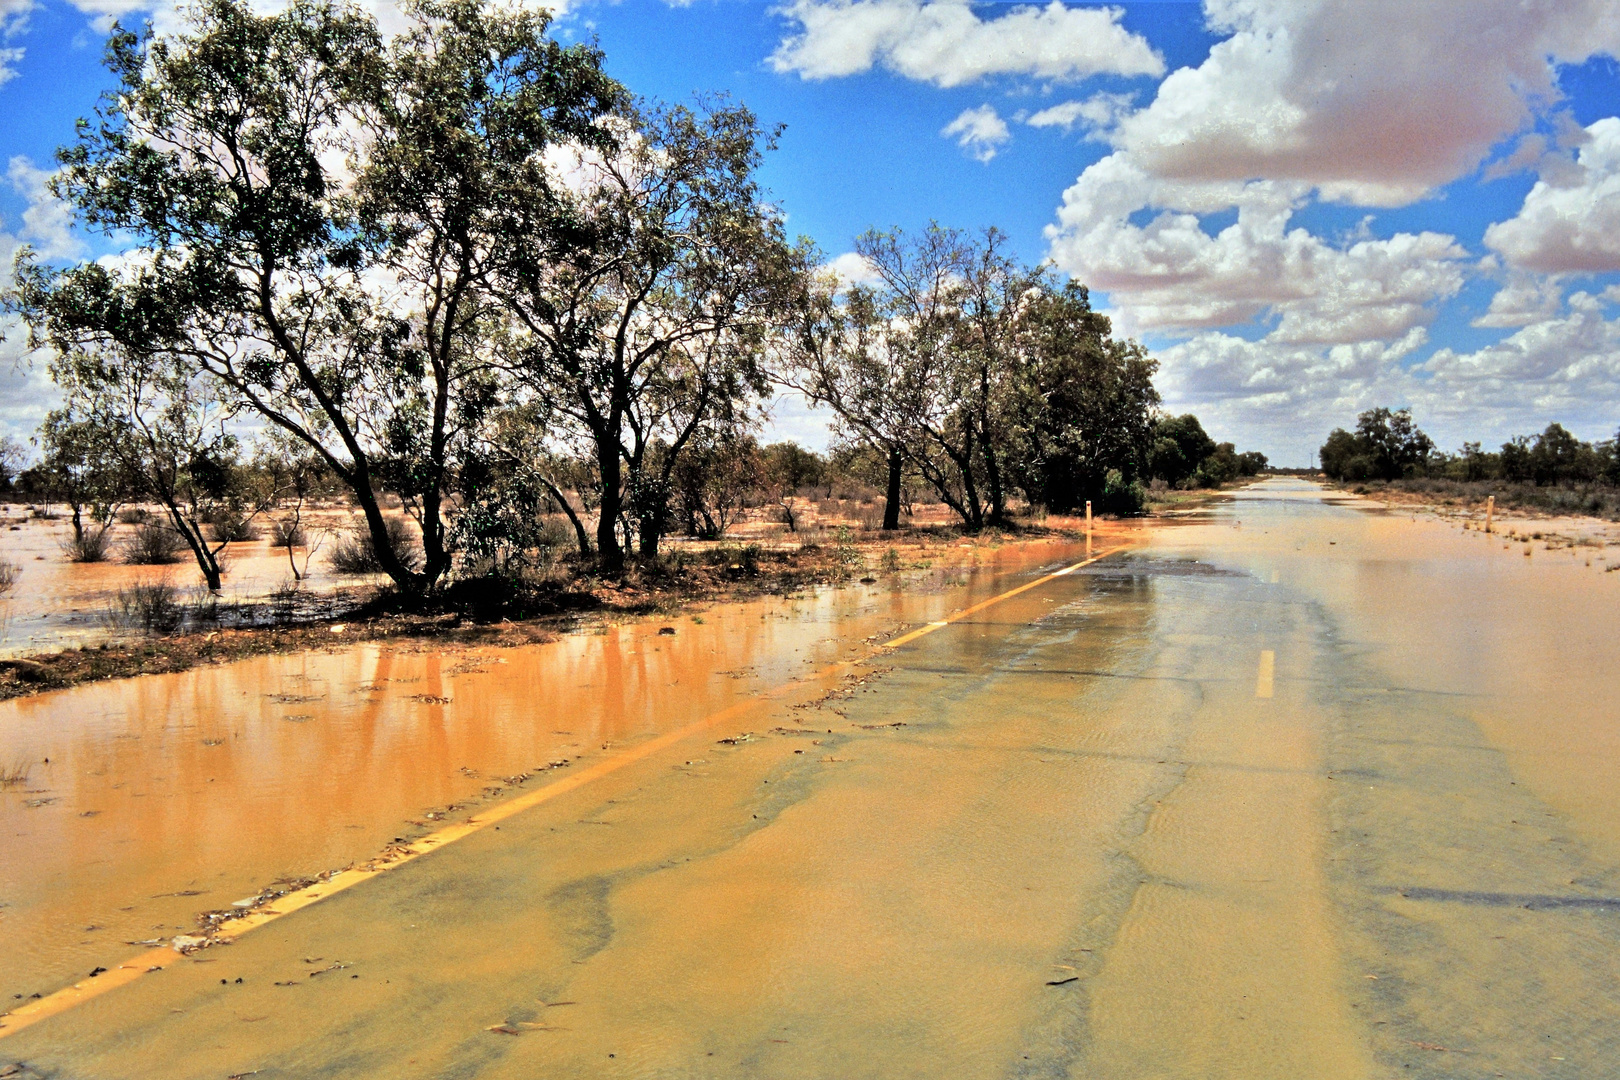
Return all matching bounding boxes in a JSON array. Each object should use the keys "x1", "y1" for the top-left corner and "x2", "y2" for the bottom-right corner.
[{"x1": 4, "y1": 479, "x2": 1620, "y2": 1078}]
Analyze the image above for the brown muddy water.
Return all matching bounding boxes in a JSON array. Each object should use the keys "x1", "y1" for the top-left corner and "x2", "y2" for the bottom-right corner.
[
  {"x1": 0, "y1": 537, "x2": 1093, "y2": 1009},
  {"x1": 0, "y1": 505, "x2": 370, "y2": 656},
  {"x1": 6, "y1": 481, "x2": 1620, "y2": 1079}
]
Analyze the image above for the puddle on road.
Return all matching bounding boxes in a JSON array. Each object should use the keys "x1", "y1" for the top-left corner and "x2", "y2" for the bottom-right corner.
[{"x1": 0, "y1": 536, "x2": 1105, "y2": 1006}]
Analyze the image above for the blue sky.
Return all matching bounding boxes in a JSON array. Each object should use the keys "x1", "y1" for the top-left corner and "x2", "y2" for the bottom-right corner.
[{"x1": 4, "y1": 0, "x2": 1620, "y2": 464}]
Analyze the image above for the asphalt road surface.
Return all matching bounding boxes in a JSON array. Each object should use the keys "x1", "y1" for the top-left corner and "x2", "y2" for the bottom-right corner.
[{"x1": 5, "y1": 479, "x2": 1619, "y2": 1079}]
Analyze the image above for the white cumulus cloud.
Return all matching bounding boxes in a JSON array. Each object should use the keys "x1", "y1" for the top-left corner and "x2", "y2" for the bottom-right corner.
[
  {"x1": 1024, "y1": 92, "x2": 1134, "y2": 137},
  {"x1": 1046, "y1": 152, "x2": 1467, "y2": 343},
  {"x1": 1106, "y1": 0, "x2": 1620, "y2": 208},
  {"x1": 7, "y1": 157, "x2": 84, "y2": 262},
  {"x1": 1484, "y1": 117, "x2": 1620, "y2": 274},
  {"x1": 822, "y1": 250, "x2": 883, "y2": 288},
  {"x1": 769, "y1": 0, "x2": 1164, "y2": 87},
  {"x1": 941, "y1": 104, "x2": 1009, "y2": 163}
]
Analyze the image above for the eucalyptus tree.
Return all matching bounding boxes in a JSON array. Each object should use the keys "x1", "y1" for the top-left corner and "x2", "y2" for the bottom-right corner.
[
  {"x1": 11, "y1": 0, "x2": 624, "y2": 594},
  {"x1": 786, "y1": 224, "x2": 998, "y2": 528},
  {"x1": 1007, "y1": 282, "x2": 1160, "y2": 513},
  {"x1": 944, "y1": 228, "x2": 1044, "y2": 526},
  {"x1": 36, "y1": 408, "x2": 130, "y2": 557},
  {"x1": 782, "y1": 230, "x2": 965, "y2": 530},
  {"x1": 493, "y1": 99, "x2": 806, "y2": 569},
  {"x1": 49, "y1": 342, "x2": 251, "y2": 590}
]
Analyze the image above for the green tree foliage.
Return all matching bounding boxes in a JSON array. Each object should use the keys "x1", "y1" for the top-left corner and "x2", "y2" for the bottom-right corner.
[
  {"x1": 1325, "y1": 414, "x2": 1620, "y2": 490},
  {"x1": 49, "y1": 343, "x2": 265, "y2": 589},
  {"x1": 35, "y1": 409, "x2": 129, "y2": 550},
  {"x1": 492, "y1": 97, "x2": 806, "y2": 567},
  {"x1": 1319, "y1": 407, "x2": 1433, "y2": 481},
  {"x1": 1147, "y1": 414, "x2": 1216, "y2": 488},
  {"x1": 789, "y1": 228, "x2": 1161, "y2": 526},
  {"x1": 11, "y1": 0, "x2": 623, "y2": 593},
  {"x1": 0, "y1": 436, "x2": 27, "y2": 492},
  {"x1": 1008, "y1": 283, "x2": 1159, "y2": 514}
]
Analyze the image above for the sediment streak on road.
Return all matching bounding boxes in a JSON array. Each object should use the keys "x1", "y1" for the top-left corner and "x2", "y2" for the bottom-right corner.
[{"x1": 0, "y1": 543, "x2": 1134, "y2": 1039}]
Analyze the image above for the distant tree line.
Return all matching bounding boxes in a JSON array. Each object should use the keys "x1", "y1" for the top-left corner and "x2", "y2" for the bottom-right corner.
[
  {"x1": 1320, "y1": 408, "x2": 1620, "y2": 486},
  {"x1": 3, "y1": 0, "x2": 1263, "y2": 595}
]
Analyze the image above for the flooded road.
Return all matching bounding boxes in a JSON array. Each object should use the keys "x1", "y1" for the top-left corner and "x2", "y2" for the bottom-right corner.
[{"x1": 5, "y1": 480, "x2": 1620, "y2": 1078}]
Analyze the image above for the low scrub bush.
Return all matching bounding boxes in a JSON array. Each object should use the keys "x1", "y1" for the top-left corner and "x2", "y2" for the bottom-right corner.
[
  {"x1": 269, "y1": 517, "x2": 307, "y2": 547},
  {"x1": 115, "y1": 506, "x2": 148, "y2": 525},
  {"x1": 328, "y1": 517, "x2": 422, "y2": 575},
  {"x1": 105, "y1": 579, "x2": 183, "y2": 634},
  {"x1": 121, "y1": 522, "x2": 187, "y2": 564},
  {"x1": 204, "y1": 509, "x2": 261, "y2": 544},
  {"x1": 0, "y1": 559, "x2": 17, "y2": 596},
  {"x1": 61, "y1": 525, "x2": 113, "y2": 563}
]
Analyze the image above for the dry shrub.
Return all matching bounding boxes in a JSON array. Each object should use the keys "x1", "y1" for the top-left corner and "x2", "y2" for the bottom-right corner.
[
  {"x1": 61, "y1": 525, "x2": 114, "y2": 563},
  {"x1": 269, "y1": 517, "x2": 307, "y2": 547},
  {"x1": 204, "y1": 509, "x2": 261, "y2": 543},
  {"x1": 0, "y1": 559, "x2": 16, "y2": 596},
  {"x1": 122, "y1": 522, "x2": 187, "y2": 564},
  {"x1": 328, "y1": 517, "x2": 421, "y2": 575},
  {"x1": 105, "y1": 579, "x2": 183, "y2": 633}
]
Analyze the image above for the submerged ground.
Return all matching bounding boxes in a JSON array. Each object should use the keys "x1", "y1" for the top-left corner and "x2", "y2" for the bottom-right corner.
[{"x1": 3, "y1": 479, "x2": 1619, "y2": 1078}]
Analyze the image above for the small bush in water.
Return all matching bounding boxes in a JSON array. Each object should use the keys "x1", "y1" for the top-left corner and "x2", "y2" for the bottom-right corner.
[
  {"x1": 105, "y1": 580, "x2": 183, "y2": 633},
  {"x1": 121, "y1": 522, "x2": 187, "y2": 565},
  {"x1": 328, "y1": 517, "x2": 422, "y2": 575},
  {"x1": 269, "y1": 517, "x2": 307, "y2": 547},
  {"x1": 61, "y1": 525, "x2": 113, "y2": 563}
]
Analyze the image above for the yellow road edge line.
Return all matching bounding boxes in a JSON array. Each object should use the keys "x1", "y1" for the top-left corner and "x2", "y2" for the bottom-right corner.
[
  {"x1": 0, "y1": 540, "x2": 1133, "y2": 1039},
  {"x1": 878, "y1": 544, "x2": 1132, "y2": 650}
]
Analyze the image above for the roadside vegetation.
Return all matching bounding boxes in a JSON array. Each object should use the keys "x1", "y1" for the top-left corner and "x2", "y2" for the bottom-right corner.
[
  {"x1": 1320, "y1": 408, "x2": 1620, "y2": 519},
  {"x1": 0, "y1": 0, "x2": 1266, "y2": 675}
]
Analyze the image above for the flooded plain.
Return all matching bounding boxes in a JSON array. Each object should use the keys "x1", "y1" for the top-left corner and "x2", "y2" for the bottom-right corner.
[{"x1": 5, "y1": 480, "x2": 1620, "y2": 1079}]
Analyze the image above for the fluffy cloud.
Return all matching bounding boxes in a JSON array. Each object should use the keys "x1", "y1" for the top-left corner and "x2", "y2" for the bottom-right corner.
[
  {"x1": 1047, "y1": 153, "x2": 1467, "y2": 343},
  {"x1": 1149, "y1": 287, "x2": 1620, "y2": 462},
  {"x1": 1484, "y1": 117, "x2": 1620, "y2": 274},
  {"x1": 941, "y1": 104, "x2": 1008, "y2": 163},
  {"x1": 7, "y1": 157, "x2": 83, "y2": 262},
  {"x1": 1031, "y1": 1, "x2": 1620, "y2": 460},
  {"x1": 769, "y1": 0, "x2": 1163, "y2": 87},
  {"x1": 0, "y1": 0, "x2": 29, "y2": 85},
  {"x1": 1103, "y1": 0, "x2": 1620, "y2": 207},
  {"x1": 1421, "y1": 290, "x2": 1620, "y2": 414},
  {"x1": 1023, "y1": 92, "x2": 1134, "y2": 137},
  {"x1": 822, "y1": 251, "x2": 882, "y2": 288},
  {"x1": 1472, "y1": 271, "x2": 1565, "y2": 329}
]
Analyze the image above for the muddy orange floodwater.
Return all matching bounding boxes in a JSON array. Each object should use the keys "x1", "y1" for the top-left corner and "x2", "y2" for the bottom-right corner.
[
  {"x1": 5, "y1": 481, "x2": 1620, "y2": 1080},
  {"x1": 0, "y1": 536, "x2": 1094, "y2": 1006}
]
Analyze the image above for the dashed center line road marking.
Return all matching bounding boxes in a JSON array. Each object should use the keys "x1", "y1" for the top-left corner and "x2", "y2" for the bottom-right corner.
[
  {"x1": 0, "y1": 542, "x2": 1134, "y2": 1039},
  {"x1": 1256, "y1": 650, "x2": 1276, "y2": 699}
]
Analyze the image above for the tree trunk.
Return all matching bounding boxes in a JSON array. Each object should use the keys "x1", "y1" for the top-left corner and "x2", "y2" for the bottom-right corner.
[
  {"x1": 595, "y1": 439, "x2": 624, "y2": 574},
  {"x1": 538, "y1": 475, "x2": 593, "y2": 560},
  {"x1": 166, "y1": 504, "x2": 223, "y2": 592},
  {"x1": 354, "y1": 488, "x2": 426, "y2": 596},
  {"x1": 979, "y1": 368, "x2": 1006, "y2": 526},
  {"x1": 882, "y1": 448, "x2": 902, "y2": 530},
  {"x1": 639, "y1": 514, "x2": 662, "y2": 562}
]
